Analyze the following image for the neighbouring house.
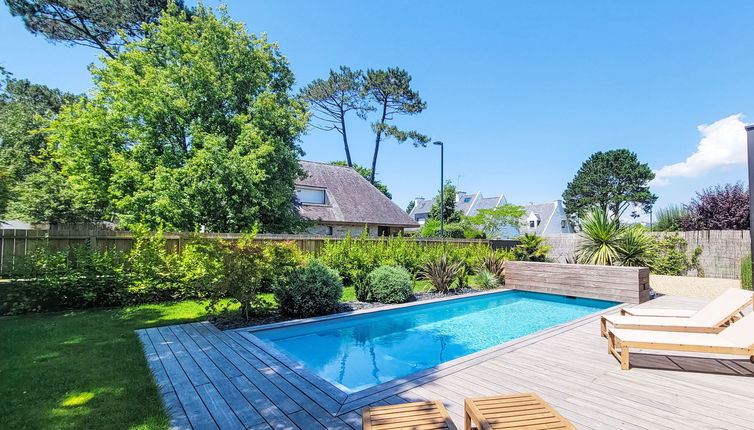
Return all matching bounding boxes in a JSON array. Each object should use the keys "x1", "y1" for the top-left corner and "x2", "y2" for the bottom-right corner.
[
  {"x1": 408, "y1": 191, "x2": 519, "y2": 238},
  {"x1": 0, "y1": 220, "x2": 32, "y2": 230},
  {"x1": 519, "y1": 200, "x2": 575, "y2": 235},
  {"x1": 295, "y1": 160, "x2": 419, "y2": 236}
]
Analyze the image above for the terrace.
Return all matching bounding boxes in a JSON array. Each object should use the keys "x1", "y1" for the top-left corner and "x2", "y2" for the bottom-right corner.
[{"x1": 139, "y1": 293, "x2": 754, "y2": 430}]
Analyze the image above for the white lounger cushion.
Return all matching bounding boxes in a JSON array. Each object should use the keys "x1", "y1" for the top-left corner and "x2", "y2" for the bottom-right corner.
[
  {"x1": 610, "y1": 312, "x2": 754, "y2": 349},
  {"x1": 604, "y1": 315, "x2": 709, "y2": 328},
  {"x1": 612, "y1": 288, "x2": 753, "y2": 328},
  {"x1": 621, "y1": 308, "x2": 696, "y2": 318}
]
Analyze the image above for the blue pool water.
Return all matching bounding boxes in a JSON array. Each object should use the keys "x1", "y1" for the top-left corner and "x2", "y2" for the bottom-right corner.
[{"x1": 254, "y1": 291, "x2": 616, "y2": 392}]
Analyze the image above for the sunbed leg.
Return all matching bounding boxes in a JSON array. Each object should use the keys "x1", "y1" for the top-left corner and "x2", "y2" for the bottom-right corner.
[
  {"x1": 620, "y1": 344, "x2": 630, "y2": 370},
  {"x1": 750, "y1": 355, "x2": 753, "y2": 364},
  {"x1": 465, "y1": 410, "x2": 471, "y2": 430},
  {"x1": 600, "y1": 316, "x2": 607, "y2": 338}
]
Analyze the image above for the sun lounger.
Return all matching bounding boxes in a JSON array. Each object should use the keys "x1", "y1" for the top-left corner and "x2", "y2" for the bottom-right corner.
[
  {"x1": 363, "y1": 400, "x2": 457, "y2": 430},
  {"x1": 601, "y1": 288, "x2": 752, "y2": 336},
  {"x1": 464, "y1": 393, "x2": 575, "y2": 430},
  {"x1": 606, "y1": 311, "x2": 754, "y2": 370}
]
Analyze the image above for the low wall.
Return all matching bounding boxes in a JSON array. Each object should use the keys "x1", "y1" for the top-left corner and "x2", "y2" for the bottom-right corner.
[
  {"x1": 544, "y1": 230, "x2": 750, "y2": 279},
  {"x1": 649, "y1": 274, "x2": 742, "y2": 299},
  {"x1": 506, "y1": 261, "x2": 651, "y2": 304}
]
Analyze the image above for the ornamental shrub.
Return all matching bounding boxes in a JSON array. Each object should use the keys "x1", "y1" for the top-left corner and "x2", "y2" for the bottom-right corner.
[
  {"x1": 475, "y1": 270, "x2": 499, "y2": 289},
  {"x1": 741, "y1": 255, "x2": 752, "y2": 290},
  {"x1": 275, "y1": 259, "x2": 343, "y2": 317},
  {"x1": 365, "y1": 265, "x2": 413, "y2": 303},
  {"x1": 3, "y1": 244, "x2": 128, "y2": 315},
  {"x1": 650, "y1": 235, "x2": 690, "y2": 276}
]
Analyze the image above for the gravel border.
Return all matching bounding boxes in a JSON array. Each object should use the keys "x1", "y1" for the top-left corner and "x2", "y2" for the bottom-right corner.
[{"x1": 211, "y1": 286, "x2": 494, "y2": 330}]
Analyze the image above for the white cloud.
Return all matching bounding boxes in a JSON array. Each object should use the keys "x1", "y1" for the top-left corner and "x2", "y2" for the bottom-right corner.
[{"x1": 650, "y1": 113, "x2": 747, "y2": 186}]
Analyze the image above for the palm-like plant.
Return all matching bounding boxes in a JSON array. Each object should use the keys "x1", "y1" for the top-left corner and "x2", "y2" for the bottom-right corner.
[
  {"x1": 421, "y1": 254, "x2": 461, "y2": 293},
  {"x1": 513, "y1": 233, "x2": 551, "y2": 262},
  {"x1": 618, "y1": 224, "x2": 655, "y2": 267},
  {"x1": 576, "y1": 208, "x2": 623, "y2": 266}
]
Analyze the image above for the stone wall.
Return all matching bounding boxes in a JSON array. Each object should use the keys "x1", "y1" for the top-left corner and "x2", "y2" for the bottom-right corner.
[{"x1": 544, "y1": 230, "x2": 751, "y2": 279}]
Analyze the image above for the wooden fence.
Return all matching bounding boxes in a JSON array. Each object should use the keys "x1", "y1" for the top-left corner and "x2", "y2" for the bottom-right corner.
[{"x1": 0, "y1": 229, "x2": 514, "y2": 278}]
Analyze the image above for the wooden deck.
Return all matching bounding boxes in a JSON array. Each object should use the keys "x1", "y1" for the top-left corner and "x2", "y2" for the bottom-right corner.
[{"x1": 137, "y1": 295, "x2": 754, "y2": 430}]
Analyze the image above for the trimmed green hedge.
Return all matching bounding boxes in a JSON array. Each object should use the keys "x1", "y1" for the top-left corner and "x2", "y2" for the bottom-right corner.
[{"x1": 274, "y1": 259, "x2": 343, "y2": 317}]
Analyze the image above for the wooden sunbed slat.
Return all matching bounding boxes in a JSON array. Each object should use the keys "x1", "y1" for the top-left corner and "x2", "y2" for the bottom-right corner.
[
  {"x1": 363, "y1": 400, "x2": 457, "y2": 430},
  {"x1": 464, "y1": 393, "x2": 576, "y2": 430}
]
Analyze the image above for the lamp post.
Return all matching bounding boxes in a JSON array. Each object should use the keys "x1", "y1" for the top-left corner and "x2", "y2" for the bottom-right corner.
[
  {"x1": 433, "y1": 141, "x2": 444, "y2": 238},
  {"x1": 745, "y1": 125, "x2": 754, "y2": 282}
]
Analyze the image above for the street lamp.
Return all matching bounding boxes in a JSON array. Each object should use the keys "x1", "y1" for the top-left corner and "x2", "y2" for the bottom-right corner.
[
  {"x1": 745, "y1": 125, "x2": 754, "y2": 282},
  {"x1": 433, "y1": 141, "x2": 444, "y2": 238}
]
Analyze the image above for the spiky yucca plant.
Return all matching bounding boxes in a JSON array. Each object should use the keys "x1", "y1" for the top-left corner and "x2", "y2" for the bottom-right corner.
[
  {"x1": 576, "y1": 207, "x2": 623, "y2": 266},
  {"x1": 421, "y1": 254, "x2": 461, "y2": 293},
  {"x1": 618, "y1": 224, "x2": 654, "y2": 267}
]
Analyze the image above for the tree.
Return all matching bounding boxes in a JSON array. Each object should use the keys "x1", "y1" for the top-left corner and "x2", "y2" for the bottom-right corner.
[
  {"x1": 467, "y1": 204, "x2": 526, "y2": 238},
  {"x1": 301, "y1": 67, "x2": 371, "y2": 167},
  {"x1": 4, "y1": 0, "x2": 186, "y2": 58},
  {"x1": 405, "y1": 200, "x2": 415, "y2": 214},
  {"x1": 428, "y1": 181, "x2": 462, "y2": 223},
  {"x1": 16, "y1": 4, "x2": 308, "y2": 232},
  {"x1": 329, "y1": 161, "x2": 391, "y2": 199},
  {"x1": 0, "y1": 72, "x2": 78, "y2": 216},
  {"x1": 679, "y1": 183, "x2": 749, "y2": 230},
  {"x1": 363, "y1": 68, "x2": 429, "y2": 183},
  {"x1": 562, "y1": 149, "x2": 657, "y2": 218},
  {"x1": 512, "y1": 233, "x2": 551, "y2": 262}
]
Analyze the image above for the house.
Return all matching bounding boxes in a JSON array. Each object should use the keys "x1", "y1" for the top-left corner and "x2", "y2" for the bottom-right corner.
[
  {"x1": 295, "y1": 161, "x2": 418, "y2": 236},
  {"x1": 408, "y1": 191, "x2": 519, "y2": 238},
  {"x1": 519, "y1": 200, "x2": 575, "y2": 235}
]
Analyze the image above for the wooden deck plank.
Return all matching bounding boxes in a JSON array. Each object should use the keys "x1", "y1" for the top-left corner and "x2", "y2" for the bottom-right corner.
[
  {"x1": 233, "y1": 331, "x2": 344, "y2": 410},
  {"x1": 287, "y1": 409, "x2": 328, "y2": 430},
  {"x1": 137, "y1": 329, "x2": 175, "y2": 396},
  {"x1": 144, "y1": 328, "x2": 219, "y2": 430},
  {"x1": 190, "y1": 323, "x2": 302, "y2": 416},
  {"x1": 181, "y1": 324, "x2": 243, "y2": 378},
  {"x1": 232, "y1": 375, "x2": 299, "y2": 430},
  {"x1": 194, "y1": 383, "x2": 244, "y2": 430},
  {"x1": 156, "y1": 326, "x2": 210, "y2": 387}
]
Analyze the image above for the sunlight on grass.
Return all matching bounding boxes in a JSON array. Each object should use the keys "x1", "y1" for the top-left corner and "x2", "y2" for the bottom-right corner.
[{"x1": 60, "y1": 392, "x2": 95, "y2": 407}]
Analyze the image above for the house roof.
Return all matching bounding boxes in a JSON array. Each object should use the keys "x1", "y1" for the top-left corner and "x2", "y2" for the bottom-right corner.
[
  {"x1": 467, "y1": 195, "x2": 505, "y2": 217},
  {"x1": 296, "y1": 161, "x2": 419, "y2": 228},
  {"x1": 521, "y1": 201, "x2": 557, "y2": 234}
]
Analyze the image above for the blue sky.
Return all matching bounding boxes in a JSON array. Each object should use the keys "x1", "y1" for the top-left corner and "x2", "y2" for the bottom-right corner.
[{"x1": 1, "y1": 1, "x2": 752, "y2": 215}]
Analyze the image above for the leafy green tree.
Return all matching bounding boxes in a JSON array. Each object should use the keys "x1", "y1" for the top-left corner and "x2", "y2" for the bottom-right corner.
[
  {"x1": 0, "y1": 72, "x2": 79, "y2": 216},
  {"x1": 563, "y1": 149, "x2": 657, "y2": 218},
  {"x1": 329, "y1": 161, "x2": 391, "y2": 199},
  {"x1": 363, "y1": 68, "x2": 429, "y2": 183},
  {"x1": 4, "y1": 0, "x2": 186, "y2": 58},
  {"x1": 428, "y1": 181, "x2": 462, "y2": 223},
  {"x1": 467, "y1": 204, "x2": 526, "y2": 238},
  {"x1": 18, "y1": 4, "x2": 308, "y2": 232},
  {"x1": 301, "y1": 67, "x2": 371, "y2": 167},
  {"x1": 575, "y1": 207, "x2": 623, "y2": 266},
  {"x1": 405, "y1": 199, "x2": 415, "y2": 214}
]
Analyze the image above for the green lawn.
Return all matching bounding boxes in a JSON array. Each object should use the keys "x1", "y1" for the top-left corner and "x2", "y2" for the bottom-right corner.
[
  {"x1": 0, "y1": 279, "x2": 482, "y2": 429},
  {"x1": 0, "y1": 300, "x2": 236, "y2": 430}
]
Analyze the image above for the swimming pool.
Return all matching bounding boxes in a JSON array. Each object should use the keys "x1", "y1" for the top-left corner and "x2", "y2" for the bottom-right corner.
[{"x1": 253, "y1": 291, "x2": 616, "y2": 393}]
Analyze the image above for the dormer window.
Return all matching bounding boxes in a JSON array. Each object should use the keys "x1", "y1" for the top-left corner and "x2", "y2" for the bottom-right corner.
[
  {"x1": 561, "y1": 219, "x2": 567, "y2": 229},
  {"x1": 463, "y1": 197, "x2": 472, "y2": 203},
  {"x1": 296, "y1": 187, "x2": 327, "y2": 204},
  {"x1": 529, "y1": 220, "x2": 535, "y2": 228}
]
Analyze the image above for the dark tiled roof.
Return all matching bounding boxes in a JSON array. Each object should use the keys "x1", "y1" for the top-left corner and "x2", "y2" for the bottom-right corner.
[{"x1": 296, "y1": 161, "x2": 419, "y2": 227}]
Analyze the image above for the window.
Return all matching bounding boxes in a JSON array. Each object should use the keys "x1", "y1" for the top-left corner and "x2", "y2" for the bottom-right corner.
[
  {"x1": 529, "y1": 220, "x2": 535, "y2": 228},
  {"x1": 463, "y1": 197, "x2": 472, "y2": 203},
  {"x1": 561, "y1": 219, "x2": 567, "y2": 229},
  {"x1": 378, "y1": 226, "x2": 390, "y2": 236},
  {"x1": 327, "y1": 226, "x2": 333, "y2": 235},
  {"x1": 296, "y1": 188, "x2": 326, "y2": 204}
]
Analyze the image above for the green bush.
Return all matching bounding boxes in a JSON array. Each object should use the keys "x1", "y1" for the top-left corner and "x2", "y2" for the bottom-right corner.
[
  {"x1": 275, "y1": 259, "x2": 343, "y2": 317},
  {"x1": 475, "y1": 270, "x2": 499, "y2": 289},
  {"x1": 421, "y1": 254, "x2": 461, "y2": 293},
  {"x1": 365, "y1": 265, "x2": 413, "y2": 303},
  {"x1": 513, "y1": 233, "x2": 551, "y2": 262},
  {"x1": 742, "y1": 255, "x2": 752, "y2": 290},
  {"x1": 651, "y1": 235, "x2": 690, "y2": 276},
  {"x1": 125, "y1": 228, "x2": 181, "y2": 302},
  {"x1": 3, "y1": 245, "x2": 128, "y2": 315}
]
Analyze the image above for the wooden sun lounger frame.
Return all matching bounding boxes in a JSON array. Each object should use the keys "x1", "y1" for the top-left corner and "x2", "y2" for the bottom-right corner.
[
  {"x1": 600, "y1": 297, "x2": 753, "y2": 337},
  {"x1": 362, "y1": 400, "x2": 458, "y2": 430},
  {"x1": 606, "y1": 330, "x2": 754, "y2": 370}
]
